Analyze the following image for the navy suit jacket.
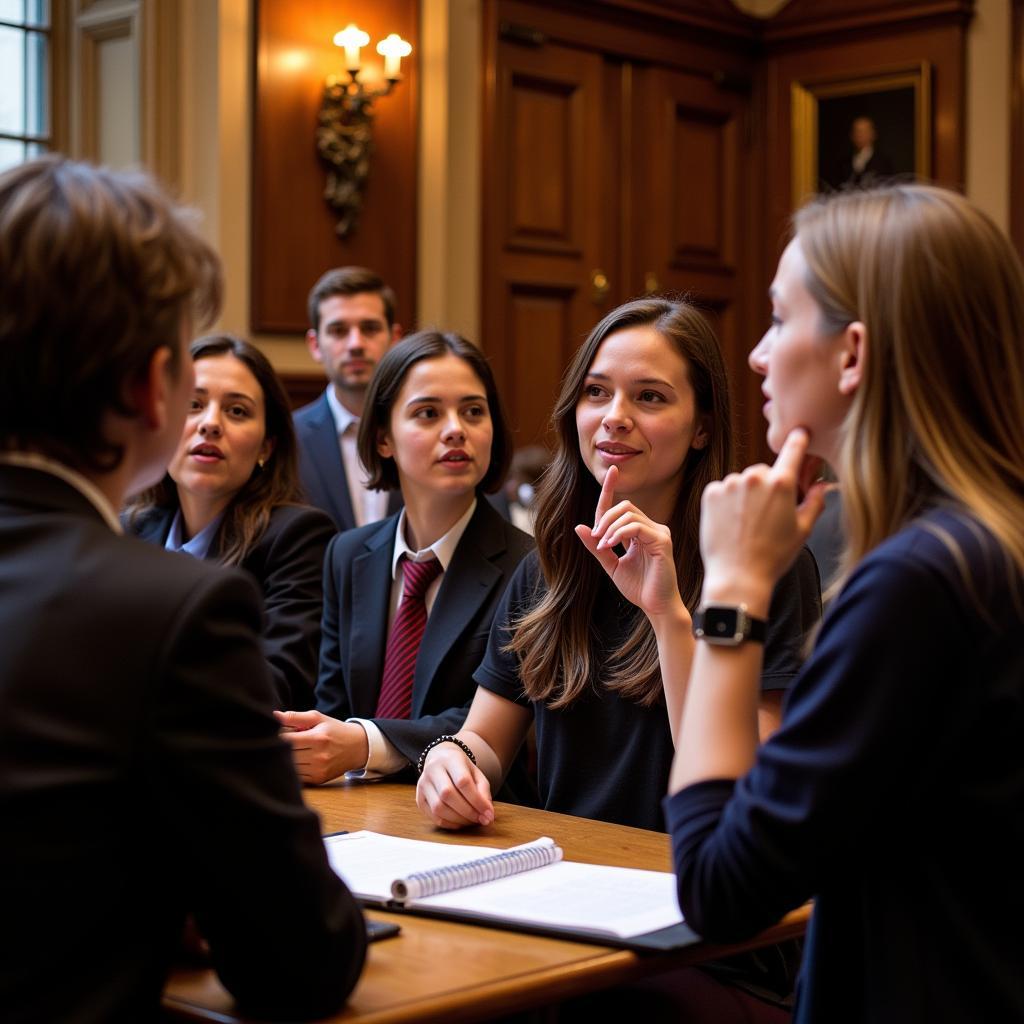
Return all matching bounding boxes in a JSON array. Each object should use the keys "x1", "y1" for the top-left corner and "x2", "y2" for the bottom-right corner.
[
  {"x1": 293, "y1": 392, "x2": 401, "y2": 532},
  {"x1": 317, "y1": 498, "x2": 534, "y2": 766},
  {"x1": 0, "y1": 464, "x2": 364, "y2": 1023},
  {"x1": 130, "y1": 503, "x2": 335, "y2": 710}
]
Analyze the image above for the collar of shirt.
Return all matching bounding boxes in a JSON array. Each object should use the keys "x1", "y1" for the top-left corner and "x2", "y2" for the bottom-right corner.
[
  {"x1": 164, "y1": 508, "x2": 224, "y2": 560},
  {"x1": 390, "y1": 498, "x2": 478, "y2": 580},
  {"x1": 0, "y1": 451, "x2": 123, "y2": 533},
  {"x1": 852, "y1": 146, "x2": 874, "y2": 173},
  {"x1": 324, "y1": 385, "x2": 360, "y2": 437}
]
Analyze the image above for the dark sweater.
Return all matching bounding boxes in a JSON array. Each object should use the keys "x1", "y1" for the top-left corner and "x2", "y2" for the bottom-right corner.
[{"x1": 665, "y1": 509, "x2": 1024, "y2": 1022}]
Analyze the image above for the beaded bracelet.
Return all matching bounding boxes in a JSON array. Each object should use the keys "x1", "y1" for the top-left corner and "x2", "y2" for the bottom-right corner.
[{"x1": 416, "y1": 735, "x2": 478, "y2": 775}]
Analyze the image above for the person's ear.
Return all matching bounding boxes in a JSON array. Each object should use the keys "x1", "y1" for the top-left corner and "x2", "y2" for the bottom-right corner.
[
  {"x1": 258, "y1": 436, "x2": 276, "y2": 466},
  {"x1": 377, "y1": 428, "x2": 394, "y2": 459},
  {"x1": 838, "y1": 321, "x2": 866, "y2": 396},
  {"x1": 305, "y1": 329, "x2": 324, "y2": 365},
  {"x1": 389, "y1": 323, "x2": 403, "y2": 346},
  {"x1": 690, "y1": 414, "x2": 712, "y2": 451}
]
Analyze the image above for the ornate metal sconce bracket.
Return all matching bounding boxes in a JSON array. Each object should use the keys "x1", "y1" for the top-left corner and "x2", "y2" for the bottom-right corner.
[{"x1": 316, "y1": 72, "x2": 395, "y2": 239}]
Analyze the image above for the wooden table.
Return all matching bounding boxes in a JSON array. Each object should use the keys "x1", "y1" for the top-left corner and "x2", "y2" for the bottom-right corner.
[{"x1": 163, "y1": 782, "x2": 809, "y2": 1024}]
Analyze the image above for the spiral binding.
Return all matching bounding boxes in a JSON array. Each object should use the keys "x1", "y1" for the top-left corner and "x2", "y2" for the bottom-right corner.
[{"x1": 391, "y1": 836, "x2": 563, "y2": 902}]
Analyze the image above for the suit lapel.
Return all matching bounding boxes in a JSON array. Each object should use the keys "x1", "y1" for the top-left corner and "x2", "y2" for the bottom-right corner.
[
  {"x1": 305, "y1": 396, "x2": 357, "y2": 531},
  {"x1": 411, "y1": 503, "x2": 506, "y2": 716},
  {"x1": 133, "y1": 507, "x2": 175, "y2": 546},
  {"x1": 348, "y1": 520, "x2": 396, "y2": 716}
]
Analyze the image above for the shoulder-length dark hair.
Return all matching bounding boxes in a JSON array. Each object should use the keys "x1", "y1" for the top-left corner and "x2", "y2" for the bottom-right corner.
[
  {"x1": 357, "y1": 330, "x2": 512, "y2": 494},
  {"x1": 125, "y1": 334, "x2": 303, "y2": 566},
  {"x1": 508, "y1": 297, "x2": 732, "y2": 709}
]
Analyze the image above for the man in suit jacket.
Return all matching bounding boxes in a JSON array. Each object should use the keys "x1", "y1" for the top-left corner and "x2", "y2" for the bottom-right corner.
[
  {"x1": 294, "y1": 266, "x2": 403, "y2": 531},
  {"x1": 0, "y1": 157, "x2": 365, "y2": 1023}
]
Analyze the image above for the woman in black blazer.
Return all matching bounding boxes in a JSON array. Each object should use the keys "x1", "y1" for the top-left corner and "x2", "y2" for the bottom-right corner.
[
  {"x1": 275, "y1": 331, "x2": 533, "y2": 785},
  {"x1": 125, "y1": 335, "x2": 334, "y2": 710}
]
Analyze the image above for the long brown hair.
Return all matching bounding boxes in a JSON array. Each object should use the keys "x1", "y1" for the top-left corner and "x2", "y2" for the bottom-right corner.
[
  {"x1": 508, "y1": 298, "x2": 732, "y2": 709},
  {"x1": 125, "y1": 335, "x2": 303, "y2": 566},
  {"x1": 795, "y1": 185, "x2": 1024, "y2": 594}
]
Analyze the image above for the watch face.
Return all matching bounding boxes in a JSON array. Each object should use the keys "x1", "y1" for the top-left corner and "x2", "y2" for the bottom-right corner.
[{"x1": 701, "y1": 607, "x2": 741, "y2": 642}]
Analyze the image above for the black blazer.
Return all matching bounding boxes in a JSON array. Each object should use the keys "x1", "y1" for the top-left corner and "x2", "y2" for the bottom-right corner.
[
  {"x1": 130, "y1": 503, "x2": 335, "y2": 710},
  {"x1": 0, "y1": 464, "x2": 364, "y2": 1023},
  {"x1": 293, "y1": 392, "x2": 402, "y2": 531},
  {"x1": 317, "y1": 498, "x2": 534, "y2": 765}
]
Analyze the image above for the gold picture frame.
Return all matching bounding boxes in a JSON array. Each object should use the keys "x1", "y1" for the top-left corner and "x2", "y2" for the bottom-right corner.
[{"x1": 791, "y1": 63, "x2": 932, "y2": 207}]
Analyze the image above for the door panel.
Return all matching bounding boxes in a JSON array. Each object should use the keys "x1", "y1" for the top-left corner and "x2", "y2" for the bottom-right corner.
[{"x1": 485, "y1": 39, "x2": 616, "y2": 444}]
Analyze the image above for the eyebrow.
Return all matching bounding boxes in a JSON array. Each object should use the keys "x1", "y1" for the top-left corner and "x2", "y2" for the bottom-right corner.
[
  {"x1": 324, "y1": 317, "x2": 384, "y2": 328},
  {"x1": 405, "y1": 393, "x2": 488, "y2": 406},
  {"x1": 585, "y1": 372, "x2": 676, "y2": 390},
  {"x1": 194, "y1": 388, "x2": 258, "y2": 403}
]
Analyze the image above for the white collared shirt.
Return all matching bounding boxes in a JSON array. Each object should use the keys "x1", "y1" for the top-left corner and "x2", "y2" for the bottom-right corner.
[
  {"x1": 348, "y1": 499, "x2": 478, "y2": 778},
  {"x1": 0, "y1": 451, "x2": 122, "y2": 533},
  {"x1": 324, "y1": 386, "x2": 389, "y2": 528}
]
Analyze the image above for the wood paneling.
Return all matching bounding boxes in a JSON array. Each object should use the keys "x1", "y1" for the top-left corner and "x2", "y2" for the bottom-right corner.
[
  {"x1": 1012, "y1": 0, "x2": 1024, "y2": 257},
  {"x1": 252, "y1": 0, "x2": 418, "y2": 335},
  {"x1": 482, "y1": 0, "x2": 973, "y2": 464},
  {"x1": 484, "y1": 29, "x2": 615, "y2": 445}
]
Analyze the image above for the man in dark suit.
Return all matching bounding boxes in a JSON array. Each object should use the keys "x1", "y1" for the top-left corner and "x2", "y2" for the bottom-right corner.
[
  {"x1": 838, "y1": 116, "x2": 894, "y2": 188},
  {"x1": 295, "y1": 266, "x2": 403, "y2": 530},
  {"x1": 0, "y1": 157, "x2": 365, "y2": 1023}
]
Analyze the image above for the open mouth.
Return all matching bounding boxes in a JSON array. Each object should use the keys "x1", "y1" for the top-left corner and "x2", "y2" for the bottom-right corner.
[
  {"x1": 189, "y1": 443, "x2": 224, "y2": 461},
  {"x1": 439, "y1": 450, "x2": 471, "y2": 464}
]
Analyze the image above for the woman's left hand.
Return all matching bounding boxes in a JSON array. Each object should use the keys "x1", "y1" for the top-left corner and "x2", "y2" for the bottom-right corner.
[
  {"x1": 575, "y1": 464, "x2": 684, "y2": 621},
  {"x1": 700, "y1": 428, "x2": 827, "y2": 611}
]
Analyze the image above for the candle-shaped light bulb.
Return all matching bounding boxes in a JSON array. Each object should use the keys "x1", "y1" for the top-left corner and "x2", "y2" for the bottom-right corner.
[
  {"x1": 333, "y1": 23, "x2": 369, "y2": 73},
  {"x1": 376, "y1": 33, "x2": 412, "y2": 80}
]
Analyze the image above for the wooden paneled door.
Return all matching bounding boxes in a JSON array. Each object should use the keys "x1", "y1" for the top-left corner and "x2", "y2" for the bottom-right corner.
[
  {"x1": 631, "y1": 65, "x2": 757, "y2": 458},
  {"x1": 482, "y1": 7, "x2": 758, "y2": 451},
  {"x1": 482, "y1": 34, "x2": 619, "y2": 445}
]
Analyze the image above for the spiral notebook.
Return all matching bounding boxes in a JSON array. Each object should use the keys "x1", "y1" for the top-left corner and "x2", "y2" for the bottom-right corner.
[{"x1": 323, "y1": 830, "x2": 700, "y2": 952}]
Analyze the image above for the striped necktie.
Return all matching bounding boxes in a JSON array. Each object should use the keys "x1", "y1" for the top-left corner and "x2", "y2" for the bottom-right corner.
[{"x1": 375, "y1": 556, "x2": 444, "y2": 719}]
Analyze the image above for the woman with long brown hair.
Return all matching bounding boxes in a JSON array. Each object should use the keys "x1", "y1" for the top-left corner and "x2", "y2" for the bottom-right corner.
[
  {"x1": 126, "y1": 334, "x2": 334, "y2": 709},
  {"x1": 416, "y1": 297, "x2": 820, "y2": 834},
  {"x1": 664, "y1": 184, "x2": 1024, "y2": 1022}
]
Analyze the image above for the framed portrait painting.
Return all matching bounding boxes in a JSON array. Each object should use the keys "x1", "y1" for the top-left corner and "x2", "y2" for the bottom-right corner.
[{"x1": 791, "y1": 63, "x2": 931, "y2": 206}]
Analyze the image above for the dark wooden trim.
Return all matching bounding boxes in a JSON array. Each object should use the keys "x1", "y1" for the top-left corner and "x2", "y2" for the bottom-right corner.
[
  {"x1": 1012, "y1": 0, "x2": 1024, "y2": 257},
  {"x1": 280, "y1": 372, "x2": 327, "y2": 411},
  {"x1": 762, "y1": 0, "x2": 974, "y2": 45}
]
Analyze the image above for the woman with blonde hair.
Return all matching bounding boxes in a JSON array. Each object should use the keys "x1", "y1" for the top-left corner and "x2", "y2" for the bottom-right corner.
[{"x1": 659, "y1": 184, "x2": 1024, "y2": 1022}]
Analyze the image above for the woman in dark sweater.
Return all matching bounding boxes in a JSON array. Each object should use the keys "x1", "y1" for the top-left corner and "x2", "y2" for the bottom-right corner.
[
  {"x1": 126, "y1": 335, "x2": 334, "y2": 710},
  {"x1": 662, "y1": 185, "x2": 1024, "y2": 1022}
]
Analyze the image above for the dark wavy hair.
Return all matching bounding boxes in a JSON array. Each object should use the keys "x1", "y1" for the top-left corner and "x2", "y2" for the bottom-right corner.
[
  {"x1": 507, "y1": 297, "x2": 732, "y2": 709},
  {"x1": 358, "y1": 330, "x2": 512, "y2": 494},
  {"x1": 125, "y1": 335, "x2": 303, "y2": 566}
]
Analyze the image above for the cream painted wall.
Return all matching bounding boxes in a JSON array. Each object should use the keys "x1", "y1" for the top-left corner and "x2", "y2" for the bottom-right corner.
[
  {"x1": 966, "y1": 0, "x2": 1010, "y2": 228},
  {"x1": 174, "y1": 0, "x2": 1011, "y2": 372}
]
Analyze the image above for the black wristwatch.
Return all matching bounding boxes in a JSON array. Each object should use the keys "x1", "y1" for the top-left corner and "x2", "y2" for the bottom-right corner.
[{"x1": 693, "y1": 604, "x2": 767, "y2": 646}]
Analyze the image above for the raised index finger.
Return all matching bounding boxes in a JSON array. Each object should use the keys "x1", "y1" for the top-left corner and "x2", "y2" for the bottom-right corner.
[
  {"x1": 594, "y1": 464, "x2": 619, "y2": 528},
  {"x1": 772, "y1": 427, "x2": 810, "y2": 483}
]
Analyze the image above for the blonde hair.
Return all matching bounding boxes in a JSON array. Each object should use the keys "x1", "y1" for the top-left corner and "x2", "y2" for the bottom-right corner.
[{"x1": 794, "y1": 185, "x2": 1024, "y2": 592}]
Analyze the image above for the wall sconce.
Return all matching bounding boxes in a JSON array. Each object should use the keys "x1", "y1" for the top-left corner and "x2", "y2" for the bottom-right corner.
[{"x1": 316, "y1": 23, "x2": 412, "y2": 239}]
